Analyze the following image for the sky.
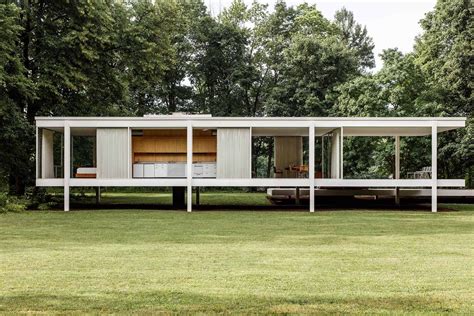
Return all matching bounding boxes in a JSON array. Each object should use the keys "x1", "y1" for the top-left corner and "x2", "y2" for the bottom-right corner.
[{"x1": 207, "y1": 0, "x2": 437, "y2": 70}]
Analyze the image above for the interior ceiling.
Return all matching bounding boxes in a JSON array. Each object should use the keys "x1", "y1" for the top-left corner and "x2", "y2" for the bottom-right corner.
[
  {"x1": 343, "y1": 127, "x2": 439, "y2": 136},
  {"x1": 71, "y1": 127, "x2": 96, "y2": 136},
  {"x1": 252, "y1": 127, "x2": 310, "y2": 136}
]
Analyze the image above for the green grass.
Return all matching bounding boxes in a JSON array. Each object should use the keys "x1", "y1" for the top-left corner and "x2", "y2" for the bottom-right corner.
[
  {"x1": 71, "y1": 191, "x2": 271, "y2": 206},
  {"x1": 0, "y1": 203, "x2": 473, "y2": 314}
]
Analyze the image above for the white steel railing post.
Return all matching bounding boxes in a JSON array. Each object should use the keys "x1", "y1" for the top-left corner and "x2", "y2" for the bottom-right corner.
[
  {"x1": 309, "y1": 124, "x2": 315, "y2": 212},
  {"x1": 187, "y1": 124, "x2": 193, "y2": 212},
  {"x1": 431, "y1": 122, "x2": 437, "y2": 212}
]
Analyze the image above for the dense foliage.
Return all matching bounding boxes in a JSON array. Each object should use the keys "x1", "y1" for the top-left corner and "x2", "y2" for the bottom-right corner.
[{"x1": 0, "y1": 0, "x2": 472, "y2": 195}]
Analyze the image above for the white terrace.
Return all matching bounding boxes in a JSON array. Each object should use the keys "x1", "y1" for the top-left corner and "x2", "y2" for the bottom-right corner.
[{"x1": 35, "y1": 115, "x2": 467, "y2": 212}]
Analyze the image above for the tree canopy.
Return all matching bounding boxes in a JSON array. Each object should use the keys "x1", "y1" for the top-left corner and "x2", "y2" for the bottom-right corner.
[{"x1": 0, "y1": 0, "x2": 472, "y2": 194}]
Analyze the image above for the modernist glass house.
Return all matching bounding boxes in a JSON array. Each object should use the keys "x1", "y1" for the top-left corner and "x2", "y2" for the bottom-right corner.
[{"x1": 35, "y1": 114, "x2": 466, "y2": 212}]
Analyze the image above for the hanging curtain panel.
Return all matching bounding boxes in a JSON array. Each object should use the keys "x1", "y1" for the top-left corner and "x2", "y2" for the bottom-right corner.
[
  {"x1": 217, "y1": 128, "x2": 251, "y2": 178},
  {"x1": 97, "y1": 128, "x2": 129, "y2": 179},
  {"x1": 41, "y1": 129, "x2": 55, "y2": 179}
]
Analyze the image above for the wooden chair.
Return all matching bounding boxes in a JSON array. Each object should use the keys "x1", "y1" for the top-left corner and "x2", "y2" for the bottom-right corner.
[
  {"x1": 273, "y1": 166, "x2": 283, "y2": 178},
  {"x1": 297, "y1": 165, "x2": 309, "y2": 178}
]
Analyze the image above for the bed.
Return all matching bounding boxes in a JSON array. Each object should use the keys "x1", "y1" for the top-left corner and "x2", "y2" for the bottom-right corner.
[{"x1": 75, "y1": 167, "x2": 97, "y2": 178}]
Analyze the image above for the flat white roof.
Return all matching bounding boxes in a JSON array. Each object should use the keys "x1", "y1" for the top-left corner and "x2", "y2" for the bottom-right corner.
[
  {"x1": 35, "y1": 116, "x2": 466, "y2": 136},
  {"x1": 35, "y1": 116, "x2": 466, "y2": 121}
]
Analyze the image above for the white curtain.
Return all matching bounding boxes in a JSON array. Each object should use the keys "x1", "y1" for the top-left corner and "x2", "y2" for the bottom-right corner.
[
  {"x1": 331, "y1": 129, "x2": 341, "y2": 179},
  {"x1": 97, "y1": 128, "x2": 129, "y2": 178},
  {"x1": 41, "y1": 129, "x2": 55, "y2": 178},
  {"x1": 217, "y1": 128, "x2": 251, "y2": 178}
]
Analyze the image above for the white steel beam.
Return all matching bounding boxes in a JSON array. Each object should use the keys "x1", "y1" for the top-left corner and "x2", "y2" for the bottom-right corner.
[
  {"x1": 432, "y1": 123, "x2": 438, "y2": 212},
  {"x1": 69, "y1": 178, "x2": 187, "y2": 187},
  {"x1": 437, "y1": 179, "x2": 464, "y2": 187},
  {"x1": 193, "y1": 178, "x2": 309, "y2": 187},
  {"x1": 62, "y1": 178, "x2": 465, "y2": 188},
  {"x1": 314, "y1": 179, "x2": 433, "y2": 187},
  {"x1": 36, "y1": 179, "x2": 64, "y2": 187},
  {"x1": 309, "y1": 125, "x2": 315, "y2": 212}
]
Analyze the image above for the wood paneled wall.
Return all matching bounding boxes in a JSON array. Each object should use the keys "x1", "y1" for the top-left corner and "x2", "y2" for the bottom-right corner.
[{"x1": 132, "y1": 129, "x2": 217, "y2": 163}]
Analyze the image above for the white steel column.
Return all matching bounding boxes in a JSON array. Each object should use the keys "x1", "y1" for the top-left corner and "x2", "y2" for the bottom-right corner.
[
  {"x1": 340, "y1": 127, "x2": 344, "y2": 179},
  {"x1": 127, "y1": 127, "x2": 132, "y2": 179},
  {"x1": 64, "y1": 123, "x2": 70, "y2": 211},
  {"x1": 321, "y1": 135, "x2": 325, "y2": 178},
  {"x1": 309, "y1": 124, "x2": 315, "y2": 212},
  {"x1": 187, "y1": 124, "x2": 193, "y2": 212},
  {"x1": 36, "y1": 127, "x2": 39, "y2": 179},
  {"x1": 431, "y1": 123, "x2": 437, "y2": 213},
  {"x1": 395, "y1": 136, "x2": 400, "y2": 205},
  {"x1": 330, "y1": 130, "x2": 340, "y2": 179}
]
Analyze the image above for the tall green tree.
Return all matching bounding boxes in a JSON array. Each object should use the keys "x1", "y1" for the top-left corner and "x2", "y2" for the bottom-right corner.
[
  {"x1": 0, "y1": 3, "x2": 34, "y2": 194},
  {"x1": 334, "y1": 7, "x2": 375, "y2": 70},
  {"x1": 264, "y1": 3, "x2": 359, "y2": 116},
  {"x1": 415, "y1": 0, "x2": 473, "y2": 186},
  {"x1": 190, "y1": 9, "x2": 249, "y2": 116},
  {"x1": 156, "y1": 0, "x2": 209, "y2": 113},
  {"x1": 335, "y1": 49, "x2": 434, "y2": 178},
  {"x1": 119, "y1": 0, "x2": 179, "y2": 115}
]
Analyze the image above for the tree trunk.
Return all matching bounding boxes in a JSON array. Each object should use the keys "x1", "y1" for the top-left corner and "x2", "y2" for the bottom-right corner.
[{"x1": 9, "y1": 173, "x2": 25, "y2": 196}]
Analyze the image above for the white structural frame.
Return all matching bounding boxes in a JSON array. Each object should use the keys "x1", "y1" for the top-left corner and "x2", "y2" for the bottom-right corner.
[
  {"x1": 64, "y1": 122, "x2": 70, "y2": 212},
  {"x1": 431, "y1": 122, "x2": 437, "y2": 213},
  {"x1": 395, "y1": 135, "x2": 401, "y2": 205},
  {"x1": 35, "y1": 116, "x2": 466, "y2": 213}
]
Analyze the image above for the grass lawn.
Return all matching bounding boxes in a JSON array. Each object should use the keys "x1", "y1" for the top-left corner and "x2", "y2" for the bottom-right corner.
[
  {"x1": 0, "y1": 203, "x2": 473, "y2": 314},
  {"x1": 70, "y1": 191, "x2": 272, "y2": 206}
]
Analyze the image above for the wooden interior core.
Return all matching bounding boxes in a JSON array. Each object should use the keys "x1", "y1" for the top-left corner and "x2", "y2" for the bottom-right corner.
[{"x1": 132, "y1": 129, "x2": 217, "y2": 163}]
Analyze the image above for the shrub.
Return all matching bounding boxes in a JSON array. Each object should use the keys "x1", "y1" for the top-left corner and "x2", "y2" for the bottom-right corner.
[
  {"x1": 3, "y1": 202, "x2": 26, "y2": 212},
  {"x1": 0, "y1": 194, "x2": 26, "y2": 213},
  {"x1": 0, "y1": 192, "x2": 7, "y2": 208},
  {"x1": 37, "y1": 203, "x2": 54, "y2": 211}
]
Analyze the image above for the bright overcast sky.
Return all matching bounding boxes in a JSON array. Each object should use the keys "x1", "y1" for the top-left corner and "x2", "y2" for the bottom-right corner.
[{"x1": 207, "y1": 0, "x2": 437, "y2": 70}]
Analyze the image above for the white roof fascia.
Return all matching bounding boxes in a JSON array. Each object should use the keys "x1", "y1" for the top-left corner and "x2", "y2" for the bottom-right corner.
[{"x1": 35, "y1": 116, "x2": 466, "y2": 131}]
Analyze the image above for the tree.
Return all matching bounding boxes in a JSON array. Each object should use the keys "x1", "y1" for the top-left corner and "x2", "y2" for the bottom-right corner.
[
  {"x1": 117, "y1": 0, "x2": 180, "y2": 115},
  {"x1": 334, "y1": 49, "x2": 434, "y2": 178},
  {"x1": 264, "y1": 4, "x2": 359, "y2": 117},
  {"x1": 190, "y1": 9, "x2": 249, "y2": 116},
  {"x1": 156, "y1": 0, "x2": 209, "y2": 114},
  {"x1": 0, "y1": 3, "x2": 34, "y2": 194},
  {"x1": 334, "y1": 7, "x2": 375, "y2": 70},
  {"x1": 1, "y1": 0, "x2": 179, "y2": 194},
  {"x1": 415, "y1": 0, "x2": 473, "y2": 186}
]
